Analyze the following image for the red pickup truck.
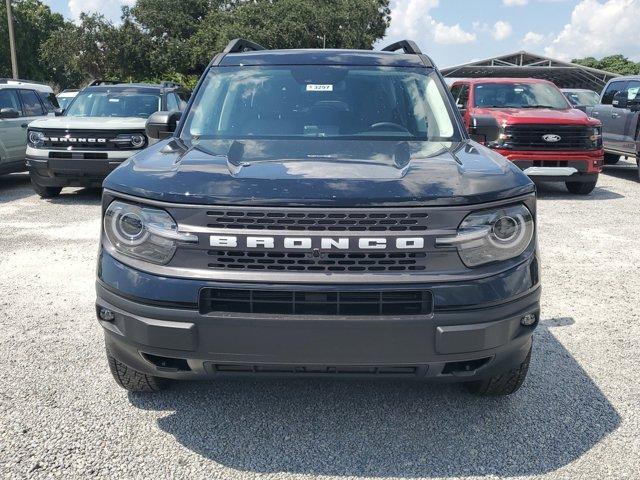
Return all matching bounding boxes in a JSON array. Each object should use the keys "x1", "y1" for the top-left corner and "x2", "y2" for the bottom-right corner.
[{"x1": 450, "y1": 78, "x2": 604, "y2": 194}]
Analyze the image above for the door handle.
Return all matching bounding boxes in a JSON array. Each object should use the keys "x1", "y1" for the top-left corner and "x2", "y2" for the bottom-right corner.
[
  {"x1": 612, "y1": 113, "x2": 620, "y2": 118},
  {"x1": 591, "y1": 112, "x2": 599, "y2": 117}
]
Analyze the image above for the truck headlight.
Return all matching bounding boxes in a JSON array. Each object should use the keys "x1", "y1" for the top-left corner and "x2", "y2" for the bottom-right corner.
[
  {"x1": 590, "y1": 125, "x2": 602, "y2": 148},
  {"x1": 113, "y1": 133, "x2": 147, "y2": 149},
  {"x1": 103, "y1": 201, "x2": 197, "y2": 264},
  {"x1": 436, "y1": 204, "x2": 534, "y2": 267},
  {"x1": 28, "y1": 130, "x2": 46, "y2": 148}
]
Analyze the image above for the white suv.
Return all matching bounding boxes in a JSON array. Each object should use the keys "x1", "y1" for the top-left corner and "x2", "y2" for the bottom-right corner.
[
  {"x1": 0, "y1": 79, "x2": 58, "y2": 176},
  {"x1": 26, "y1": 82, "x2": 189, "y2": 197}
]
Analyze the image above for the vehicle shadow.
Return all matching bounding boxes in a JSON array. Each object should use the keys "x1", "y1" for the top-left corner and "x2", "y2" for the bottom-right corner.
[
  {"x1": 535, "y1": 181, "x2": 624, "y2": 200},
  {"x1": 0, "y1": 173, "x2": 32, "y2": 203},
  {"x1": 601, "y1": 164, "x2": 638, "y2": 182},
  {"x1": 47, "y1": 187, "x2": 102, "y2": 206},
  {"x1": 128, "y1": 323, "x2": 620, "y2": 478}
]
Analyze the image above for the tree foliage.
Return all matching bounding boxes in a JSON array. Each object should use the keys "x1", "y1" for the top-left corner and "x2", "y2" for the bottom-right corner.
[
  {"x1": 2, "y1": 0, "x2": 390, "y2": 90},
  {"x1": 573, "y1": 54, "x2": 640, "y2": 76}
]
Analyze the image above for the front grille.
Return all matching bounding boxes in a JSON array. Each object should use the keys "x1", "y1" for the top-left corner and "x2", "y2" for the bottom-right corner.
[
  {"x1": 41, "y1": 129, "x2": 144, "y2": 151},
  {"x1": 503, "y1": 125, "x2": 595, "y2": 150},
  {"x1": 205, "y1": 208, "x2": 429, "y2": 232},
  {"x1": 207, "y1": 250, "x2": 427, "y2": 272},
  {"x1": 199, "y1": 288, "x2": 433, "y2": 316}
]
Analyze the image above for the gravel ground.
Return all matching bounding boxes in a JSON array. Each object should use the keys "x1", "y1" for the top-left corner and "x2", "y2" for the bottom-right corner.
[{"x1": 1, "y1": 161, "x2": 639, "y2": 480}]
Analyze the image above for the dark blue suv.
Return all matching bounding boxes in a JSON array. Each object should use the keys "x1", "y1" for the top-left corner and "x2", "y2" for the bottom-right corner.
[{"x1": 96, "y1": 39, "x2": 540, "y2": 395}]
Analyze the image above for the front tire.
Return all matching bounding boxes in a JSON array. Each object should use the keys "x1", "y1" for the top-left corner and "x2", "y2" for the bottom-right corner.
[
  {"x1": 465, "y1": 346, "x2": 531, "y2": 396},
  {"x1": 106, "y1": 348, "x2": 168, "y2": 392},
  {"x1": 566, "y1": 179, "x2": 597, "y2": 195},
  {"x1": 30, "y1": 176, "x2": 62, "y2": 198},
  {"x1": 603, "y1": 153, "x2": 620, "y2": 165}
]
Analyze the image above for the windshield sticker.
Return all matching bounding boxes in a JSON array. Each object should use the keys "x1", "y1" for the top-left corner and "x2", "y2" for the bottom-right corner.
[{"x1": 306, "y1": 84, "x2": 333, "y2": 92}]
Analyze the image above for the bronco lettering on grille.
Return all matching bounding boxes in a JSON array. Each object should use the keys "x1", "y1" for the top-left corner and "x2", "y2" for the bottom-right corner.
[{"x1": 210, "y1": 235, "x2": 426, "y2": 251}]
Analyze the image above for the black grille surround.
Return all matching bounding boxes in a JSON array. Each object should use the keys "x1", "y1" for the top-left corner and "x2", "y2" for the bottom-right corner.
[
  {"x1": 205, "y1": 208, "x2": 429, "y2": 232},
  {"x1": 199, "y1": 287, "x2": 433, "y2": 316},
  {"x1": 207, "y1": 250, "x2": 427, "y2": 272},
  {"x1": 502, "y1": 124, "x2": 596, "y2": 151},
  {"x1": 39, "y1": 129, "x2": 146, "y2": 151}
]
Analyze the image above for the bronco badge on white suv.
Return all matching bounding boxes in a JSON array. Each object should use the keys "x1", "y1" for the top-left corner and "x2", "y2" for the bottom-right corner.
[{"x1": 26, "y1": 82, "x2": 190, "y2": 198}]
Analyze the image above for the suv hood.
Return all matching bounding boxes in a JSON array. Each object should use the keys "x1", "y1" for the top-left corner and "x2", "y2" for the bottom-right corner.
[
  {"x1": 28, "y1": 116, "x2": 147, "y2": 130},
  {"x1": 473, "y1": 107, "x2": 599, "y2": 126},
  {"x1": 104, "y1": 138, "x2": 534, "y2": 207}
]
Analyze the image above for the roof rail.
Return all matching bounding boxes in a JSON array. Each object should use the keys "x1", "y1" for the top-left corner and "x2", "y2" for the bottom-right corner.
[
  {"x1": 86, "y1": 79, "x2": 122, "y2": 87},
  {"x1": 381, "y1": 40, "x2": 422, "y2": 55},
  {"x1": 223, "y1": 38, "x2": 266, "y2": 54},
  {"x1": 0, "y1": 78, "x2": 49, "y2": 86},
  {"x1": 160, "y1": 81, "x2": 183, "y2": 88}
]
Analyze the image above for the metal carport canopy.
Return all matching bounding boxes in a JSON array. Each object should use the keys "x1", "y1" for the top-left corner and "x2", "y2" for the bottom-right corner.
[{"x1": 440, "y1": 51, "x2": 619, "y2": 92}]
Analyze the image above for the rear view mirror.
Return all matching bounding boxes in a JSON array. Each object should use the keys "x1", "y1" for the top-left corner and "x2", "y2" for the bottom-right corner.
[
  {"x1": 469, "y1": 115, "x2": 500, "y2": 144},
  {"x1": 0, "y1": 107, "x2": 20, "y2": 119},
  {"x1": 146, "y1": 111, "x2": 182, "y2": 140}
]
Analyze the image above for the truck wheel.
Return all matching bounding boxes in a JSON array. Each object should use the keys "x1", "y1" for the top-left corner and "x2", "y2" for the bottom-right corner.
[
  {"x1": 106, "y1": 348, "x2": 168, "y2": 392},
  {"x1": 30, "y1": 178, "x2": 62, "y2": 198},
  {"x1": 465, "y1": 346, "x2": 531, "y2": 396},
  {"x1": 565, "y1": 180, "x2": 597, "y2": 195},
  {"x1": 603, "y1": 153, "x2": 620, "y2": 165}
]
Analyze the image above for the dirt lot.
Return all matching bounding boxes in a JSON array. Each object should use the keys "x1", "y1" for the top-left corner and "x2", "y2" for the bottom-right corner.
[{"x1": 1, "y1": 161, "x2": 639, "y2": 479}]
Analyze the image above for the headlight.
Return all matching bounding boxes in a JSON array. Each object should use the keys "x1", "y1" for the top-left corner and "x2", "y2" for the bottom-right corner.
[
  {"x1": 28, "y1": 130, "x2": 46, "y2": 148},
  {"x1": 436, "y1": 204, "x2": 534, "y2": 267},
  {"x1": 590, "y1": 125, "x2": 602, "y2": 148},
  {"x1": 104, "y1": 201, "x2": 197, "y2": 264},
  {"x1": 113, "y1": 133, "x2": 147, "y2": 149}
]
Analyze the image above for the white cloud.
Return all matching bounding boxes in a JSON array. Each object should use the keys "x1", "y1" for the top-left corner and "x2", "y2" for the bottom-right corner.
[
  {"x1": 67, "y1": 0, "x2": 135, "y2": 23},
  {"x1": 544, "y1": 0, "x2": 640, "y2": 61},
  {"x1": 385, "y1": 0, "x2": 476, "y2": 46},
  {"x1": 503, "y1": 0, "x2": 528, "y2": 5},
  {"x1": 492, "y1": 21, "x2": 513, "y2": 41},
  {"x1": 522, "y1": 31, "x2": 546, "y2": 47}
]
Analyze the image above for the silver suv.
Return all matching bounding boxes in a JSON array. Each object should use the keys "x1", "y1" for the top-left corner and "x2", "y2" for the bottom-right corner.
[
  {"x1": 591, "y1": 76, "x2": 640, "y2": 179},
  {"x1": 0, "y1": 79, "x2": 58, "y2": 176}
]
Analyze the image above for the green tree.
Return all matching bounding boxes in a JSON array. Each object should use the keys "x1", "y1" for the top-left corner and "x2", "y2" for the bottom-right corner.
[
  {"x1": 573, "y1": 54, "x2": 640, "y2": 76},
  {"x1": 1, "y1": 0, "x2": 65, "y2": 81}
]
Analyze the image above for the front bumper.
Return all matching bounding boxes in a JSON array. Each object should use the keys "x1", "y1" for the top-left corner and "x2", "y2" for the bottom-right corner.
[
  {"x1": 494, "y1": 148, "x2": 604, "y2": 179},
  {"x1": 26, "y1": 147, "x2": 136, "y2": 187},
  {"x1": 96, "y1": 252, "x2": 541, "y2": 381}
]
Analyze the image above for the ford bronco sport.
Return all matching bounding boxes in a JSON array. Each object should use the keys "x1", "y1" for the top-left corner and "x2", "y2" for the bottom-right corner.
[
  {"x1": 451, "y1": 78, "x2": 604, "y2": 194},
  {"x1": 96, "y1": 39, "x2": 540, "y2": 396},
  {"x1": 26, "y1": 82, "x2": 190, "y2": 198}
]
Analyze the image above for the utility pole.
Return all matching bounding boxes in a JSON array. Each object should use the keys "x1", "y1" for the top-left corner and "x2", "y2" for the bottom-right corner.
[{"x1": 5, "y1": 0, "x2": 19, "y2": 79}]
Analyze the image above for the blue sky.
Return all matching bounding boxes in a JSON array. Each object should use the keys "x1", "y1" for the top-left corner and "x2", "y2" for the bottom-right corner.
[{"x1": 41, "y1": 0, "x2": 640, "y2": 67}]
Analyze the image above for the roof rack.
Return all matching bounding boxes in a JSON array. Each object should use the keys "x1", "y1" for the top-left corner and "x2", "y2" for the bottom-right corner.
[
  {"x1": 160, "y1": 81, "x2": 183, "y2": 88},
  {"x1": 0, "y1": 78, "x2": 49, "y2": 86},
  {"x1": 381, "y1": 40, "x2": 422, "y2": 55},
  {"x1": 223, "y1": 38, "x2": 266, "y2": 54},
  {"x1": 86, "y1": 79, "x2": 122, "y2": 87}
]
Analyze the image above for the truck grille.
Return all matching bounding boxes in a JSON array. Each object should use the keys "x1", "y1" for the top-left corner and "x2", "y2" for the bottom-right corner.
[
  {"x1": 205, "y1": 208, "x2": 429, "y2": 232},
  {"x1": 207, "y1": 250, "x2": 427, "y2": 272},
  {"x1": 40, "y1": 129, "x2": 144, "y2": 151},
  {"x1": 199, "y1": 287, "x2": 433, "y2": 316},
  {"x1": 503, "y1": 125, "x2": 595, "y2": 150}
]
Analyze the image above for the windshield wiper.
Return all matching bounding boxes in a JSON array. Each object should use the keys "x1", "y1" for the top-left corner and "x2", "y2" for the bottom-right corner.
[{"x1": 519, "y1": 105, "x2": 561, "y2": 109}]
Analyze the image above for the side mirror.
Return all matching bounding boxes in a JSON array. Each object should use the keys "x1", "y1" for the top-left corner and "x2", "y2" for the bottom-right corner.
[
  {"x1": 612, "y1": 91, "x2": 628, "y2": 109},
  {"x1": 0, "y1": 107, "x2": 20, "y2": 119},
  {"x1": 468, "y1": 114, "x2": 500, "y2": 144},
  {"x1": 54, "y1": 108, "x2": 64, "y2": 117},
  {"x1": 146, "y1": 111, "x2": 182, "y2": 140}
]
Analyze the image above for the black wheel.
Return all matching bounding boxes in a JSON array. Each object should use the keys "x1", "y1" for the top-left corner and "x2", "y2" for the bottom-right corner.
[
  {"x1": 566, "y1": 180, "x2": 597, "y2": 195},
  {"x1": 30, "y1": 177, "x2": 62, "y2": 198},
  {"x1": 603, "y1": 153, "x2": 620, "y2": 165},
  {"x1": 465, "y1": 346, "x2": 531, "y2": 396},
  {"x1": 106, "y1": 347, "x2": 168, "y2": 392}
]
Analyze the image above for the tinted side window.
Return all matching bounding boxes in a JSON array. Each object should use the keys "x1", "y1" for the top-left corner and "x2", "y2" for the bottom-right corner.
[
  {"x1": 166, "y1": 93, "x2": 179, "y2": 111},
  {"x1": 0, "y1": 89, "x2": 21, "y2": 111},
  {"x1": 39, "y1": 92, "x2": 59, "y2": 111},
  {"x1": 602, "y1": 81, "x2": 628, "y2": 105},
  {"x1": 450, "y1": 84, "x2": 461, "y2": 101},
  {"x1": 458, "y1": 85, "x2": 469, "y2": 109},
  {"x1": 19, "y1": 90, "x2": 45, "y2": 116}
]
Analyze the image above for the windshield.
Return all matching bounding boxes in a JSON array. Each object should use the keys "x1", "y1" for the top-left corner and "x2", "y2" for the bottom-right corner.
[
  {"x1": 180, "y1": 66, "x2": 457, "y2": 142},
  {"x1": 65, "y1": 90, "x2": 161, "y2": 118},
  {"x1": 564, "y1": 90, "x2": 600, "y2": 107},
  {"x1": 474, "y1": 82, "x2": 570, "y2": 109},
  {"x1": 57, "y1": 96, "x2": 75, "y2": 110}
]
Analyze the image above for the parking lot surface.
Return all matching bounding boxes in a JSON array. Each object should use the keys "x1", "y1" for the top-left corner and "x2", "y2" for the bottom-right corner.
[{"x1": 1, "y1": 162, "x2": 639, "y2": 480}]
